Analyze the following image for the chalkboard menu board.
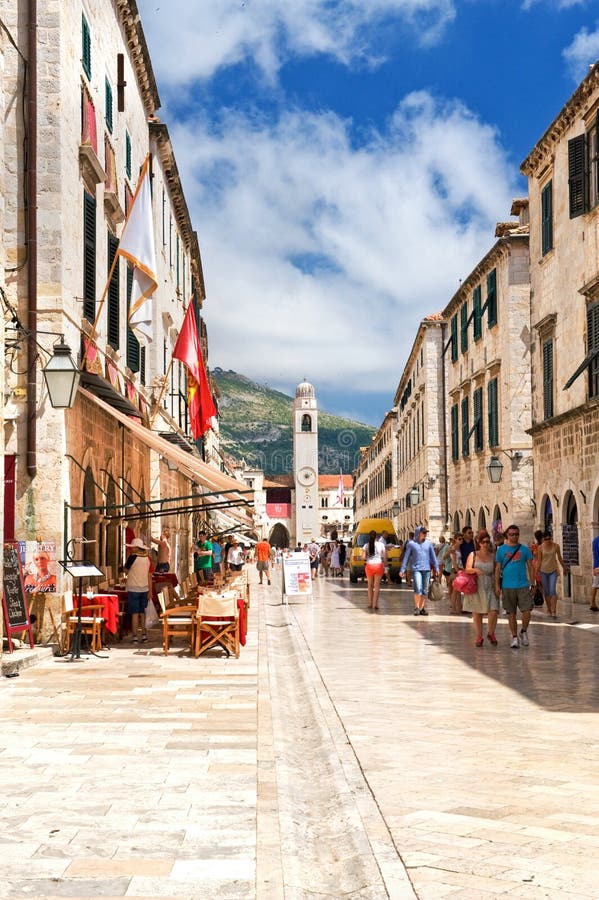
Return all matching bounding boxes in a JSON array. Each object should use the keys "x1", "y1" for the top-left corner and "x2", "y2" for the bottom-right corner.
[
  {"x1": 561, "y1": 524, "x2": 579, "y2": 567},
  {"x1": 2, "y1": 543, "x2": 33, "y2": 651}
]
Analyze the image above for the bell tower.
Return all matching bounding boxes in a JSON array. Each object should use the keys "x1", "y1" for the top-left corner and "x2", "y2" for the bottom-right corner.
[{"x1": 293, "y1": 380, "x2": 319, "y2": 545}]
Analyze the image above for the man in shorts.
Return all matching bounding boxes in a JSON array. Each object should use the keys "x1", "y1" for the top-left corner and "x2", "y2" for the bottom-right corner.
[
  {"x1": 255, "y1": 537, "x2": 272, "y2": 585},
  {"x1": 399, "y1": 527, "x2": 439, "y2": 616},
  {"x1": 193, "y1": 531, "x2": 213, "y2": 584},
  {"x1": 307, "y1": 539, "x2": 320, "y2": 580},
  {"x1": 494, "y1": 524, "x2": 535, "y2": 649}
]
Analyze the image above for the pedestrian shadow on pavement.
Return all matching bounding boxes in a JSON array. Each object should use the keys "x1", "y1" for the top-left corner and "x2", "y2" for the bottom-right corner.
[{"x1": 407, "y1": 618, "x2": 599, "y2": 713}]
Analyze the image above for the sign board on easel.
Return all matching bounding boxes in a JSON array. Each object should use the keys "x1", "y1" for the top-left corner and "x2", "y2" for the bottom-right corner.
[
  {"x1": 2, "y1": 543, "x2": 34, "y2": 652},
  {"x1": 282, "y1": 552, "x2": 313, "y2": 604}
]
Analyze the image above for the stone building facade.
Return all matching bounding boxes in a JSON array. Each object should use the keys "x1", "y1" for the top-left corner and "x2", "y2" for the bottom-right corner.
[
  {"x1": 352, "y1": 409, "x2": 397, "y2": 527},
  {"x1": 442, "y1": 207, "x2": 533, "y2": 542},
  {"x1": 394, "y1": 316, "x2": 446, "y2": 541},
  {"x1": 521, "y1": 61, "x2": 599, "y2": 601},
  {"x1": 0, "y1": 0, "x2": 235, "y2": 614}
]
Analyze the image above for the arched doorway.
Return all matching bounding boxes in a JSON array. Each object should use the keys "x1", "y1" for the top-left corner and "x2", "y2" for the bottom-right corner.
[
  {"x1": 562, "y1": 491, "x2": 579, "y2": 598},
  {"x1": 269, "y1": 523, "x2": 290, "y2": 548},
  {"x1": 104, "y1": 477, "x2": 119, "y2": 576},
  {"x1": 492, "y1": 504, "x2": 502, "y2": 539},
  {"x1": 82, "y1": 467, "x2": 100, "y2": 564},
  {"x1": 478, "y1": 508, "x2": 487, "y2": 532},
  {"x1": 453, "y1": 511, "x2": 460, "y2": 534},
  {"x1": 541, "y1": 494, "x2": 553, "y2": 534}
]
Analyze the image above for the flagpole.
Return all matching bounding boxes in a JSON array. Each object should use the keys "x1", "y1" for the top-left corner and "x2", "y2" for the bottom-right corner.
[{"x1": 149, "y1": 358, "x2": 174, "y2": 427}]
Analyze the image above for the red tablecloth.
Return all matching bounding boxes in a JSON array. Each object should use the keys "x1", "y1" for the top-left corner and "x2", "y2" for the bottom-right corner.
[
  {"x1": 151, "y1": 572, "x2": 179, "y2": 600},
  {"x1": 75, "y1": 594, "x2": 119, "y2": 634},
  {"x1": 197, "y1": 597, "x2": 247, "y2": 646}
]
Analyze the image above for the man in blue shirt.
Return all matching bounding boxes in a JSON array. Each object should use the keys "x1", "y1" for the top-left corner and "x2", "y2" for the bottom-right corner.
[
  {"x1": 494, "y1": 524, "x2": 535, "y2": 649},
  {"x1": 400, "y1": 527, "x2": 439, "y2": 616}
]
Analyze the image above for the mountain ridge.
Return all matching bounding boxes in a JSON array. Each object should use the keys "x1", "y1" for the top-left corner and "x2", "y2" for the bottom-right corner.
[{"x1": 212, "y1": 368, "x2": 375, "y2": 476}]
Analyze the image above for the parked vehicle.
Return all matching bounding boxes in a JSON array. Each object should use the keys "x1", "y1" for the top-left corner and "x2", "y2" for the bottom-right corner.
[{"x1": 348, "y1": 518, "x2": 402, "y2": 583}]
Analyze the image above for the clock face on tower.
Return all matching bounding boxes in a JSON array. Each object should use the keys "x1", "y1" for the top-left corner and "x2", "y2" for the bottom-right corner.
[{"x1": 298, "y1": 466, "x2": 316, "y2": 487}]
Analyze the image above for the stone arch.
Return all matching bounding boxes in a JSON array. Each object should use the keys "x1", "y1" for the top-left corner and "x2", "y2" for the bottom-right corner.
[
  {"x1": 492, "y1": 504, "x2": 502, "y2": 538},
  {"x1": 453, "y1": 511, "x2": 461, "y2": 533},
  {"x1": 269, "y1": 522, "x2": 290, "y2": 548},
  {"x1": 540, "y1": 493, "x2": 554, "y2": 534},
  {"x1": 477, "y1": 508, "x2": 487, "y2": 532},
  {"x1": 301, "y1": 414, "x2": 312, "y2": 432}
]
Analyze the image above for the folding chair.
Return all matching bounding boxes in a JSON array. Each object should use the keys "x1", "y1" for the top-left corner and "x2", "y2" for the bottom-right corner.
[
  {"x1": 160, "y1": 604, "x2": 196, "y2": 654},
  {"x1": 195, "y1": 594, "x2": 239, "y2": 658},
  {"x1": 62, "y1": 592, "x2": 105, "y2": 653}
]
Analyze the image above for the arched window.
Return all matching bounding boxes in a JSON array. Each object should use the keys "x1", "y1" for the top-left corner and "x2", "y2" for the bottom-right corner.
[{"x1": 301, "y1": 414, "x2": 312, "y2": 432}]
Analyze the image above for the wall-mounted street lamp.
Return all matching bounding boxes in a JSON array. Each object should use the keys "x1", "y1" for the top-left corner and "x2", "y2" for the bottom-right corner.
[
  {"x1": 409, "y1": 474, "x2": 436, "y2": 506},
  {"x1": 486, "y1": 449, "x2": 523, "y2": 484},
  {"x1": 392, "y1": 500, "x2": 400, "y2": 517},
  {"x1": 42, "y1": 337, "x2": 80, "y2": 408}
]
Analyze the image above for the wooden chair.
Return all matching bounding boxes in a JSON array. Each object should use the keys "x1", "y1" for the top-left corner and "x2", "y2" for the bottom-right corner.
[
  {"x1": 62, "y1": 592, "x2": 105, "y2": 653},
  {"x1": 160, "y1": 604, "x2": 196, "y2": 654},
  {"x1": 195, "y1": 595, "x2": 240, "y2": 659}
]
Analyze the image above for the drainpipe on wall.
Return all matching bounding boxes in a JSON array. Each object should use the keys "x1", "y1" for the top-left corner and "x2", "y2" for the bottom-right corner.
[
  {"x1": 26, "y1": 0, "x2": 37, "y2": 478},
  {"x1": 440, "y1": 322, "x2": 449, "y2": 528}
]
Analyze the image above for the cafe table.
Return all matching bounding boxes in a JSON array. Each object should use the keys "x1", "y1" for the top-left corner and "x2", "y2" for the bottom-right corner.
[{"x1": 74, "y1": 593, "x2": 119, "y2": 635}]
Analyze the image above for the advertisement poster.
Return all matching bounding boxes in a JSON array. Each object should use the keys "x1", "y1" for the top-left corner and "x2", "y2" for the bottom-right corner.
[
  {"x1": 282, "y1": 552, "x2": 312, "y2": 600},
  {"x1": 19, "y1": 541, "x2": 58, "y2": 593}
]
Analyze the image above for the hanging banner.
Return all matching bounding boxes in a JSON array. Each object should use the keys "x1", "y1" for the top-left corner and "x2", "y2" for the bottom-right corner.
[{"x1": 282, "y1": 552, "x2": 312, "y2": 603}]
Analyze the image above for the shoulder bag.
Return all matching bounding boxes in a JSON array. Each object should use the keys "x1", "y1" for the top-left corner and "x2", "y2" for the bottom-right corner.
[
  {"x1": 453, "y1": 552, "x2": 478, "y2": 595},
  {"x1": 499, "y1": 544, "x2": 521, "y2": 588}
]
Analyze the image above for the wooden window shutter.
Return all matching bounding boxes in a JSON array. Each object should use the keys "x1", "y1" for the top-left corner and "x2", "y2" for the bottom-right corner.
[
  {"x1": 542, "y1": 338, "x2": 554, "y2": 419},
  {"x1": 83, "y1": 192, "x2": 96, "y2": 323},
  {"x1": 125, "y1": 132, "x2": 131, "y2": 179},
  {"x1": 451, "y1": 404, "x2": 459, "y2": 460},
  {"x1": 568, "y1": 134, "x2": 587, "y2": 218},
  {"x1": 486, "y1": 268, "x2": 497, "y2": 327},
  {"x1": 107, "y1": 232, "x2": 120, "y2": 349},
  {"x1": 105, "y1": 78, "x2": 113, "y2": 134},
  {"x1": 126, "y1": 264, "x2": 140, "y2": 372},
  {"x1": 82, "y1": 15, "x2": 91, "y2": 80},
  {"x1": 588, "y1": 302, "x2": 599, "y2": 398},
  {"x1": 541, "y1": 181, "x2": 553, "y2": 255},
  {"x1": 473, "y1": 386, "x2": 483, "y2": 452},
  {"x1": 140, "y1": 347, "x2": 146, "y2": 385},
  {"x1": 450, "y1": 314, "x2": 458, "y2": 363},
  {"x1": 461, "y1": 396, "x2": 470, "y2": 457},
  {"x1": 460, "y1": 302, "x2": 469, "y2": 353},
  {"x1": 487, "y1": 378, "x2": 498, "y2": 447},
  {"x1": 473, "y1": 285, "x2": 482, "y2": 340}
]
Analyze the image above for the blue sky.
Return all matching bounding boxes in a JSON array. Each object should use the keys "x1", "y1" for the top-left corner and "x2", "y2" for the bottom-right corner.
[{"x1": 137, "y1": 0, "x2": 598, "y2": 427}]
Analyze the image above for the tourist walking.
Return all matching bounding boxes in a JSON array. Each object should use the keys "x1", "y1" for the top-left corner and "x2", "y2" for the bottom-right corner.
[
  {"x1": 535, "y1": 531, "x2": 567, "y2": 618},
  {"x1": 494, "y1": 524, "x2": 535, "y2": 649},
  {"x1": 362, "y1": 530, "x2": 387, "y2": 611},
  {"x1": 255, "y1": 537, "x2": 272, "y2": 585},
  {"x1": 330, "y1": 541, "x2": 341, "y2": 576},
  {"x1": 227, "y1": 539, "x2": 245, "y2": 572},
  {"x1": 400, "y1": 527, "x2": 439, "y2": 616},
  {"x1": 193, "y1": 531, "x2": 213, "y2": 584},
  {"x1": 463, "y1": 531, "x2": 498, "y2": 647},
  {"x1": 125, "y1": 537, "x2": 151, "y2": 643},
  {"x1": 307, "y1": 539, "x2": 320, "y2": 580},
  {"x1": 449, "y1": 533, "x2": 465, "y2": 613}
]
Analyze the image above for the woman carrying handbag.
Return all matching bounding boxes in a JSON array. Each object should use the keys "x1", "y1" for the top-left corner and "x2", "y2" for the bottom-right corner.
[{"x1": 463, "y1": 530, "x2": 497, "y2": 647}]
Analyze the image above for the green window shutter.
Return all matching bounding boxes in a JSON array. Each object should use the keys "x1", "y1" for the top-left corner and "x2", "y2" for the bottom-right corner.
[
  {"x1": 176, "y1": 234, "x2": 180, "y2": 289},
  {"x1": 486, "y1": 268, "x2": 497, "y2": 327},
  {"x1": 460, "y1": 302, "x2": 469, "y2": 353},
  {"x1": 182, "y1": 254, "x2": 186, "y2": 298},
  {"x1": 125, "y1": 132, "x2": 131, "y2": 179},
  {"x1": 487, "y1": 378, "x2": 498, "y2": 447},
  {"x1": 140, "y1": 347, "x2": 146, "y2": 385},
  {"x1": 541, "y1": 181, "x2": 553, "y2": 255},
  {"x1": 105, "y1": 78, "x2": 113, "y2": 134},
  {"x1": 473, "y1": 386, "x2": 483, "y2": 452},
  {"x1": 107, "y1": 232, "x2": 120, "y2": 349},
  {"x1": 83, "y1": 192, "x2": 96, "y2": 323},
  {"x1": 126, "y1": 265, "x2": 140, "y2": 372},
  {"x1": 542, "y1": 339, "x2": 554, "y2": 419},
  {"x1": 473, "y1": 285, "x2": 482, "y2": 340},
  {"x1": 461, "y1": 396, "x2": 470, "y2": 457},
  {"x1": 450, "y1": 314, "x2": 458, "y2": 363},
  {"x1": 588, "y1": 303, "x2": 599, "y2": 399},
  {"x1": 451, "y1": 404, "x2": 459, "y2": 461},
  {"x1": 568, "y1": 134, "x2": 588, "y2": 218},
  {"x1": 82, "y1": 15, "x2": 91, "y2": 80}
]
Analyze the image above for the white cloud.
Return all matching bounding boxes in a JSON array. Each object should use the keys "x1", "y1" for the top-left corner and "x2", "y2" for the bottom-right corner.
[
  {"x1": 167, "y1": 94, "x2": 517, "y2": 403},
  {"x1": 522, "y1": 0, "x2": 586, "y2": 10},
  {"x1": 563, "y1": 23, "x2": 599, "y2": 81},
  {"x1": 138, "y1": 0, "x2": 456, "y2": 85}
]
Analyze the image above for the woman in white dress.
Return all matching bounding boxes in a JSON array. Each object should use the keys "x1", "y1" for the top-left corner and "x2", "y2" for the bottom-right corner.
[
  {"x1": 330, "y1": 541, "x2": 340, "y2": 576},
  {"x1": 463, "y1": 531, "x2": 497, "y2": 647}
]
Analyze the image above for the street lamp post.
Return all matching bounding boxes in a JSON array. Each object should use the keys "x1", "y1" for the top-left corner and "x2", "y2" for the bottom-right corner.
[{"x1": 42, "y1": 338, "x2": 80, "y2": 408}]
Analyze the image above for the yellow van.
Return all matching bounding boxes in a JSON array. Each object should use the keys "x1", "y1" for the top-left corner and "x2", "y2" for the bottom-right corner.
[{"x1": 348, "y1": 518, "x2": 403, "y2": 583}]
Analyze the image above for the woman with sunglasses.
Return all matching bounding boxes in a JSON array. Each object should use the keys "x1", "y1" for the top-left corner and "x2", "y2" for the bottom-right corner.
[{"x1": 463, "y1": 530, "x2": 498, "y2": 647}]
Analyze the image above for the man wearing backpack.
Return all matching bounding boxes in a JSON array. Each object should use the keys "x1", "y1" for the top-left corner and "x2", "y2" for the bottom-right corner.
[{"x1": 494, "y1": 524, "x2": 535, "y2": 649}]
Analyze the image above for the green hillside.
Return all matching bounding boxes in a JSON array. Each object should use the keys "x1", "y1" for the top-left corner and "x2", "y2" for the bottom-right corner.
[{"x1": 212, "y1": 369, "x2": 375, "y2": 475}]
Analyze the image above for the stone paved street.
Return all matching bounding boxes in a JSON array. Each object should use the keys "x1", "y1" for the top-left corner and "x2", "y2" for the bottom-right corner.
[{"x1": 1, "y1": 569, "x2": 599, "y2": 898}]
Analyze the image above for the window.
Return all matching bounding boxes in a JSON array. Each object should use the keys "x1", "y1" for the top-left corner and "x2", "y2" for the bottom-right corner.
[
  {"x1": 473, "y1": 285, "x2": 482, "y2": 340},
  {"x1": 344, "y1": 497, "x2": 351, "y2": 508},
  {"x1": 486, "y1": 269, "x2": 497, "y2": 327},
  {"x1": 105, "y1": 78, "x2": 113, "y2": 134},
  {"x1": 451, "y1": 404, "x2": 459, "y2": 460},
  {"x1": 460, "y1": 302, "x2": 469, "y2": 353},
  {"x1": 321, "y1": 497, "x2": 328, "y2": 508},
  {"x1": 461, "y1": 396, "x2": 470, "y2": 457},
  {"x1": 568, "y1": 134, "x2": 587, "y2": 219},
  {"x1": 83, "y1": 192, "x2": 96, "y2": 322},
  {"x1": 589, "y1": 303, "x2": 599, "y2": 399},
  {"x1": 487, "y1": 378, "x2": 498, "y2": 447},
  {"x1": 126, "y1": 265, "x2": 140, "y2": 372},
  {"x1": 541, "y1": 180, "x2": 553, "y2": 255},
  {"x1": 176, "y1": 234, "x2": 180, "y2": 290},
  {"x1": 107, "y1": 232, "x2": 120, "y2": 349},
  {"x1": 543, "y1": 339, "x2": 554, "y2": 419},
  {"x1": 301, "y1": 414, "x2": 312, "y2": 432},
  {"x1": 82, "y1": 14, "x2": 91, "y2": 79},
  {"x1": 125, "y1": 132, "x2": 131, "y2": 179},
  {"x1": 590, "y1": 123, "x2": 599, "y2": 209},
  {"x1": 473, "y1": 386, "x2": 483, "y2": 452},
  {"x1": 450, "y1": 314, "x2": 458, "y2": 363}
]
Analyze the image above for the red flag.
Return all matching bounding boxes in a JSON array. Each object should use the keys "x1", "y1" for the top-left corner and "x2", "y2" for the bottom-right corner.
[{"x1": 172, "y1": 303, "x2": 216, "y2": 439}]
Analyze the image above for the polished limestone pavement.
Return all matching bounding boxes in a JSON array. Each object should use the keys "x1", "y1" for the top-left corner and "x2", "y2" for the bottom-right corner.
[{"x1": 1, "y1": 570, "x2": 598, "y2": 899}]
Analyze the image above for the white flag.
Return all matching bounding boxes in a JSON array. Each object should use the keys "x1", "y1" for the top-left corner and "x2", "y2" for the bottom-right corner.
[
  {"x1": 119, "y1": 155, "x2": 157, "y2": 345},
  {"x1": 336, "y1": 470, "x2": 344, "y2": 505}
]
